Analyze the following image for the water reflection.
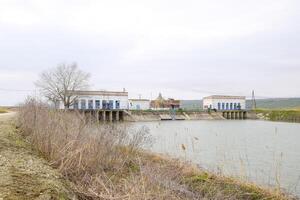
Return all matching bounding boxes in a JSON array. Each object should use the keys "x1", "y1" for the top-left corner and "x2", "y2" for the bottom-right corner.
[{"x1": 131, "y1": 120, "x2": 300, "y2": 196}]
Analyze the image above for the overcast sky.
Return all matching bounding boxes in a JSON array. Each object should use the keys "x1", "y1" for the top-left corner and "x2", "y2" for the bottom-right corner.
[{"x1": 0, "y1": 0, "x2": 300, "y2": 106}]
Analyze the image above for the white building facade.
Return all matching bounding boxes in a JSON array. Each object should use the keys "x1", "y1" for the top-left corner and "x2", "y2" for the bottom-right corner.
[
  {"x1": 203, "y1": 95, "x2": 246, "y2": 111},
  {"x1": 59, "y1": 90, "x2": 128, "y2": 110},
  {"x1": 128, "y1": 99, "x2": 150, "y2": 110}
]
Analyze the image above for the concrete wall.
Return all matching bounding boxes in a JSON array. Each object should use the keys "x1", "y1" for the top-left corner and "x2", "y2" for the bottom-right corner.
[
  {"x1": 203, "y1": 98, "x2": 246, "y2": 110},
  {"x1": 123, "y1": 111, "x2": 225, "y2": 121},
  {"x1": 60, "y1": 94, "x2": 128, "y2": 110}
]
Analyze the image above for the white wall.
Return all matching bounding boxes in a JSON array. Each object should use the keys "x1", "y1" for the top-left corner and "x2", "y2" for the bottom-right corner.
[
  {"x1": 60, "y1": 94, "x2": 128, "y2": 110},
  {"x1": 203, "y1": 98, "x2": 246, "y2": 110},
  {"x1": 129, "y1": 100, "x2": 150, "y2": 110},
  {"x1": 203, "y1": 98, "x2": 213, "y2": 110}
]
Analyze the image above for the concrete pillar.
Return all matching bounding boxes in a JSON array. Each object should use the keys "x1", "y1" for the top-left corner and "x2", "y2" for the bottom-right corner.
[
  {"x1": 235, "y1": 112, "x2": 238, "y2": 119},
  {"x1": 119, "y1": 111, "x2": 123, "y2": 121},
  {"x1": 96, "y1": 111, "x2": 99, "y2": 121},
  {"x1": 109, "y1": 111, "x2": 113, "y2": 122},
  {"x1": 102, "y1": 111, "x2": 106, "y2": 121},
  {"x1": 116, "y1": 111, "x2": 119, "y2": 121},
  {"x1": 228, "y1": 112, "x2": 231, "y2": 119}
]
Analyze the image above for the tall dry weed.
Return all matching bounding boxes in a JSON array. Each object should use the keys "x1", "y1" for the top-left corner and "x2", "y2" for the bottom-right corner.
[
  {"x1": 16, "y1": 98, "x2": 290, "y2": 200},
  {"x1": 17, "y1": 98, "x2": 157, "y2": 199}
]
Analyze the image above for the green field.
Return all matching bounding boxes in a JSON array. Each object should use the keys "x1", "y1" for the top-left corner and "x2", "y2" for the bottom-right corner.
[{"x1": 255, "y1": 109, "x2": 300, "y2": 122}]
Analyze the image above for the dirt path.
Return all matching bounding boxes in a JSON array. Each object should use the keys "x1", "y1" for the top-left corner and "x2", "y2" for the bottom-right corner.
[
  {"x1": 0, "y1": 112, "x2": 16, "y2": 122},
  {"x1": 0, "y1": 113, "x2": 76, "y2": 200}
]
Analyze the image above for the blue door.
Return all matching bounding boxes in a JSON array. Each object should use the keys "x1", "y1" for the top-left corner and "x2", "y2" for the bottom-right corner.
[
  {"x1": 109, "y1": 100, "x2": 114, "y2": 109},
  {"x1": 102, "y1": 100, "x2": 107, "y2": 109},
  {"x1": 95, "y1": 100, "x2": 100, "y2": 109},
  {"x1": 81, "y1": 99, "x2": 86, "y2": 109},
  {"x1": 115, "y1": 100, "x2": 120, "y2": 109}
]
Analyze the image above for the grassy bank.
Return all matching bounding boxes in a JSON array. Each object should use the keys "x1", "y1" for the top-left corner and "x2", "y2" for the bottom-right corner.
[
  {"x1": 255, "y1": 109, "x2": 300, "y2": 123},
  {"x1": 13, "y1": 99, "x2": 296, "y2": 199},
  {"x1": 0, "y1": 114, "x2": 76, "y2": 199}
]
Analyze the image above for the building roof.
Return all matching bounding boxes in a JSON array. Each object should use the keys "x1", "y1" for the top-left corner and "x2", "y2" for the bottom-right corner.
[
  {"x1": 129, "y1": 99, "x2": 150, "y2": 101},
  {"x1": 203, "y1": 95, "x2": 246, "y2": 100},
  {"x1": 68, "y1": 90, "x2": 128, "y2": 96}
]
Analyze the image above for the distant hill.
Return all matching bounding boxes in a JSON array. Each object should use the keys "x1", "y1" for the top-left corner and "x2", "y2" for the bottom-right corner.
[
  {"x1": 180, "y1": 100, "x2": 203, "y2": 110},
  {"x1": 180, "y1": 98, "x2": 300, "y2": 110},
  {"x1": 246, "y1": 98, "x2": 300, "y2": 110}
]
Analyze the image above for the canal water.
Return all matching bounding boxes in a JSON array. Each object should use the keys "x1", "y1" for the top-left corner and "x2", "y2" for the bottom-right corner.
[{"x1": 131, "y1": 120, "x2": 300, "y2": 196}]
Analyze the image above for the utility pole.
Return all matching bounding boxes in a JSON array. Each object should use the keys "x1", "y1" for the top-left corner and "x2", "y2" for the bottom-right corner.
[{"x1": 251, "y1": 90, "x2": 256, "y2": 110}]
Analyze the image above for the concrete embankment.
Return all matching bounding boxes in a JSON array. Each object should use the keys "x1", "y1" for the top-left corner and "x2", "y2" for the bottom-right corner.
[
  {"x1": 245, "y1": 110, "x2": 259, "y2": 120},
  {"x1": 123, "y1": 111, "x2": 226, "y2": 122}
]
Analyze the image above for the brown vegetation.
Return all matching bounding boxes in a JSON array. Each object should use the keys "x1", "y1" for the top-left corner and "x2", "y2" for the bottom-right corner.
[
  {"x1": 0, "y1": 113, "x2": 75, "y2": 200},
  {"x1": 16, "y1": 98, "x2": 295, "y2": 200},
  {"x1": 0, "y1": 107, "x2": 8, "y2": 113}
]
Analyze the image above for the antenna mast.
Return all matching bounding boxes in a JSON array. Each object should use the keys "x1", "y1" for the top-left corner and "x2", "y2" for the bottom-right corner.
[{"x1": 251, "y1": 90, "x2": 257, "y2": 110}]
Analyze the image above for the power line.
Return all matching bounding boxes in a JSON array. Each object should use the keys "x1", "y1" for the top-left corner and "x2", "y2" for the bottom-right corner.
[{"x1": 0, "y1": 88, "x2": 35, "y2": 92}]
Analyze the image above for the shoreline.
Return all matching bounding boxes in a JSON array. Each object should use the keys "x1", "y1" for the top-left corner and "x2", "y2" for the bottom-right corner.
[
  {"x1": 0, "y1": 117, "x2": 296, "y2": 199},
  {"x1": 1, "y1": 111, "x2": 297, "y2": 199},
  {"x1": 124, "y1": 110, "x2": 300, "y2": 123},
  {"x1": 123, "y1": 110, "x2": 258, "y2": 122}
]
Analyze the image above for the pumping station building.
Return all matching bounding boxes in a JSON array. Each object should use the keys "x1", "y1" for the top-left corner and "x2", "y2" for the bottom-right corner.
[
  {"x1": 203, "y1": 95, "x2": 247, "y2": 119},
  {"x1": 203, "y1": 95, "x2": 246, "y2": 111},
  {"x1": 57, "y1": 90, "x2": 129, "y2": 121}
]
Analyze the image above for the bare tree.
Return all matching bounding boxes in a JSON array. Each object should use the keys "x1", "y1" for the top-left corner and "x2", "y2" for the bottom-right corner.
[{"x1": 35, "y1": 63, "x2": 90, "y2": 109}]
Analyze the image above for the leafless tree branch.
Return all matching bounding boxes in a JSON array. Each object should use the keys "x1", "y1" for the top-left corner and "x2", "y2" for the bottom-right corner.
[{"x1": 35, "y1": 63, "x2": 90, "y2": 109}]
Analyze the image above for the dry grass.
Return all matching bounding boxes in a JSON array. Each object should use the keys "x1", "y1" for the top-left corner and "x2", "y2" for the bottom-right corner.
[
  {"x1": 16, "y1": 98, "x2": 296, "y2": 200},
  {"x1": 0, "y1": 107, "x2": 8, "y2": 113},
  {"x1": 0, "y1": 115, "x2": 76, "y2": 200}
]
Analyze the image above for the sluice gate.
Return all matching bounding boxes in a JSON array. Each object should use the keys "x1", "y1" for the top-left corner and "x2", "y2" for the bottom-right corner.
[
  {"x1": 82, "y1": 110, "x2": 125, "y2": 122},
  {"x1": 222, "y1": 111, "x2": 247, "y2": 119}
]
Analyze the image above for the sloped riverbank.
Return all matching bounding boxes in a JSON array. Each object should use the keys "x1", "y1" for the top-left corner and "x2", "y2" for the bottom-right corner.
[
  {"x1": 0, "y1": 113, "x2": 76, "y2": 200},
  {"x1": 0, "y1": 108, "x2": 296, "y2": 200}
]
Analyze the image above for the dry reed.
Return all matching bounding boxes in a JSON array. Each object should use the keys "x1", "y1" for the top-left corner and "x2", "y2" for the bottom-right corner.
[{"x1": 16, "y1": 97, "x2": 294, "y2": 200}]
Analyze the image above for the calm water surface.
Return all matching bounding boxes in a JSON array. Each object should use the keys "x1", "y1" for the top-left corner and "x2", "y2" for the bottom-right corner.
[{"x1": 131, "y1": 120, "x2": 300, "y2": 196}]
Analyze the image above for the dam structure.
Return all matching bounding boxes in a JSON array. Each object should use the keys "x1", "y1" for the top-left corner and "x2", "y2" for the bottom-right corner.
[
  {"x1": 57, "y1": 91, "x2": 251, "y2": 122},
  {"x1": 221, "y1": 110, "x2": 247, "y2": 119},
  {"x1": 56, "y1": 90, "x2": 129, "y2": 122},
  {"x1": 203, "y1": 95, "x2": 248, "y2": 120},
  {"x1": 81, "y1": 109, "x2": 125, "y2": 122}
]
